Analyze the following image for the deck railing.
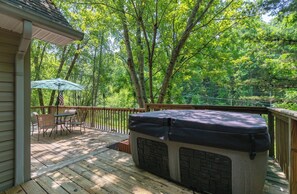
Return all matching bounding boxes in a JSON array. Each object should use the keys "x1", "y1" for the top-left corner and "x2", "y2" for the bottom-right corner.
[
  {"x1": 31, "y1": 106, "x2": 145, "y2": 134},
  {"x1": 268, "y1": 108, "x2": 297, "y2": 193},
  {"x1": 31, "y1": 103, "x2": 297, "y2": 193}
]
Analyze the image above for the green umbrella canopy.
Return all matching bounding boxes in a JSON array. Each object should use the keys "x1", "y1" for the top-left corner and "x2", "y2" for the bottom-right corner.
[
  {"x1": 31, "y1": 78, "x2": 84, "y2": 114},
  {"x1": 31, "y1": 78, "x2": 84, "y2": 91}
]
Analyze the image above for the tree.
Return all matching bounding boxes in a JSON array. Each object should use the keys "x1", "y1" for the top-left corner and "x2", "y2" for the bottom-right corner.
[{"x1": 30, "y1": 0, "x2": 297, "y2": 109}]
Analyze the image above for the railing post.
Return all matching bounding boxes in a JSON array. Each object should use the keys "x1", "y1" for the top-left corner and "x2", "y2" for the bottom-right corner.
[
  {"x1": 48, "y1": 106, "x2": 53, "y2": 114},
  {"x1": 91, "y1": 106, "x2": 94, "y2": 128},
  {"x1": 145, "y1": 103, "x2": 149, "y2": 112},
  {"x1": 268, "y1": 112, "x2": 275, "y2": 157},
  {"x1": 290, "y1": 119, "x2": 297, "y2": 194}
]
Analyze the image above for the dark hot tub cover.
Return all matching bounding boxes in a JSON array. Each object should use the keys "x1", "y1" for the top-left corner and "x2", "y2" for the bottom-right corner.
[{"x1": 129, "y1": 110, "x2": 270, "y2": 153}]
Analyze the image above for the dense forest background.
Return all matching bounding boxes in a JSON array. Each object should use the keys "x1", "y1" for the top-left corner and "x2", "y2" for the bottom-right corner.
[{"x1": 30, "y1": 0, "x2": 297, "y2": 109}]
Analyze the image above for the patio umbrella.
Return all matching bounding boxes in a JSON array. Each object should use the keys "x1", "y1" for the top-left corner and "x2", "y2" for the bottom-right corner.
[
  {"x1": 31, "y1": 78, "x2": 84, "y2": 114},
  {"x1": 58, "y1": 91, "x2": 64, "y2": 106}
]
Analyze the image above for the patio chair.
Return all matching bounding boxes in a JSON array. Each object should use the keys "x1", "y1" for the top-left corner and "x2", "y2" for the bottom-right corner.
[
  {"x1": 30, "y1": 112, "x2": 38, "y2": 136},
  {"x1": 70, "y1": 110, "x2": 88, "y2": 134},
  {"x1": 36, "y1": 114, "x2": 57, "y2": 140}
]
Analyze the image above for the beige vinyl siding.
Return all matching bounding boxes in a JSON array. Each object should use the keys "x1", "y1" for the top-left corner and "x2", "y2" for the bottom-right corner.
[
  {"x1": 0, "y1": 63, "x2": 14, "y2": 73},
  {"x1": 0, "y1": 102, "x2": 14, "y2": 111},
  {"x1": 0, "y1": 141, "x2": 14, "y2": 152},
  {"x1": 0, "y1": 29, "x2": 20, "y2": 191}
]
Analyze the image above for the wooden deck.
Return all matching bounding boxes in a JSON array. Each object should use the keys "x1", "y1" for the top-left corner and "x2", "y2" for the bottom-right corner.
[
  {"x1": 1, "y1": 128, "x2": 290, "y2": 193},
  {"x1": 31, "y1": 127, "x2": 128, "y2": 178}
]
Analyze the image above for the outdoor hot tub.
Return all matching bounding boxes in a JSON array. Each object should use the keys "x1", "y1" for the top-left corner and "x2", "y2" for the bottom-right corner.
[{"x1": 129, "y1": 110, "x2": 270, "y2": 194}]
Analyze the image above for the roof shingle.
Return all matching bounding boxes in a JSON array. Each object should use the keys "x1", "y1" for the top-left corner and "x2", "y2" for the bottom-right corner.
[{"x1": 5, "y1": 0, "x2": 72, "y2": 28}]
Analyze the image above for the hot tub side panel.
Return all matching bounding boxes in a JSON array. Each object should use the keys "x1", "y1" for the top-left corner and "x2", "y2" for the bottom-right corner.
[
  {"x1": 130, "y1": 132, "x2": 179, "y2": 181},
  {"x1": 130, "y1": 131, "x2": 268, "y2": 194}
]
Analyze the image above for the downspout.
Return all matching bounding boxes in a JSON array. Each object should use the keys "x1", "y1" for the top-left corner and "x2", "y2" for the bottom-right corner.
[{"x1": 15, "y1": 20, "x2": 32, "y2": 185}]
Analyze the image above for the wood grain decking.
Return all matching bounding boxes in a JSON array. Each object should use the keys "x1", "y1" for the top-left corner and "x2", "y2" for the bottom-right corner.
[
  {"x1": 13, "y1": 149, "x2": 192, "y2": 194},
  {"x1": 0, "y1": 128, "x2": 290, "y2": 193},
  {"x1": 31, "y1": 127, "x2": 128, "y2": 178},
  {"x1": 264, "y1": 159, "x2": 289, "y2": 194}
]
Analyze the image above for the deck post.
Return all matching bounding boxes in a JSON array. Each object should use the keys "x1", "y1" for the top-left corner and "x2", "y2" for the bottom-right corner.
[
  {"x1": 290, "y1": 119, "x2": 297, "y2": 194},
  {"x1": 268, "y1": 112, "x2": 275, "y2": 157},
  {"x1": 91, "y1": 106, "x2": 95, "y2": 127}
]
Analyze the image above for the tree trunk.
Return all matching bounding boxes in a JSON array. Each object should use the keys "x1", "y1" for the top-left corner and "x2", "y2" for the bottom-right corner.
[
  {"x1": 92, "y1": 33, "x2": 104, "y2": 107},
  {"x1": 136, "y1": 25, "x2": 147, "y2": 104},
  {"x1": 119, "y1": 4, "x2": 145, "y2": 108},
  {"x1": 33, "y1": 42, "x2": 47, "y2": 111},
  {"x1": 134, "y1": 1, "x2": 159, "y2": 103},
  {"x1": 92, "y1": 46, "x2": 98, "y2": 106},
  {"x1": 94, "y1": 33, "x2": 104, "y2": 106},
  {"x1": 65, "y1": 44, "x2": 81, "y2": 80},
  {"x1": 157, "y1": 0, "x2": 214, "y2": 103},
  {"x1": 49, "y1": 46, "x2": 69, "y2": 106}
]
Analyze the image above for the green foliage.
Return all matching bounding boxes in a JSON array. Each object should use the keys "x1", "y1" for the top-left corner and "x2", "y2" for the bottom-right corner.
[{"x1": 30, "y1": 0, "x2": 297, "y2": 110}]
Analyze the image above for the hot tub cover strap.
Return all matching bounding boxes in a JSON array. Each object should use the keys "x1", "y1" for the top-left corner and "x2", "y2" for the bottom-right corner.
[{"x1": 249, "y1": 134, "x2": 256, "y2": 160}]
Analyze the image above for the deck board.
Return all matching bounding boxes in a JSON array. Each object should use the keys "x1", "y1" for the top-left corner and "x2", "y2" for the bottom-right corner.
[
  {"x1": 84, "y1": 151, "x2": 191, "y2": 194},
  {"x1": 34, "y1": 175, "x2": 69, "y2": 194},
  {"x1": 1, "y1": 128, "x2": 289, "y2": 194},
  {"x1": 67, "y1": 162, "x2": 132, "y2": 194},
  {"x1": 20, "y1": 180, "x2": 47, "y2": 194},
  {"x1": 78, "y1": 160, "x2": 157, "y2": 194},
  {"x1": 31, "y1": 128, "x2": 128, "y2": 178},
  {"x1": 59, "y1": 167, "x2": 110, "y2": 194},
  {"x1": 46, "y1": 171, "x2": 89, "y2": 194},
  {"x1": 264, "y1": 159, "x2": 289, "y2": 194},
  {"x1": 4, "y1": 185, "x2": 25, "y2": 194}
]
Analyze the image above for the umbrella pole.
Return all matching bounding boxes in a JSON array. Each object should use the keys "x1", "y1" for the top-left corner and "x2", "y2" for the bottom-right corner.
[
  {"x1": 56, "y1": 87, "x2": 60, "y2": 115},
  {"x1": 56, "y1": 91, "x2": 59, "y2": 115},
  {"x1": 56, "y1": 96, "x2": 59, "y2": 115}
]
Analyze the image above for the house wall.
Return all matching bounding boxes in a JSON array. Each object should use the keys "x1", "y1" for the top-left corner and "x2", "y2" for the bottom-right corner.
[{"x1": 0, "y1": 29, "x2": 20, "y2": 191}]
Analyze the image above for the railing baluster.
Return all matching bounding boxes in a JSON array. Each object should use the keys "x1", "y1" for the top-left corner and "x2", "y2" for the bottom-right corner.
[
  {"x1": 268, "y1": 112, "x2": 275, "y2": 157},
  {"x1": 120, "y1": 110, "x2": 124, "y2": 133},
  {"x1": 102, "y1": 108, "x2": 104, "y2": 130},
  {"x1": 99, "y1": 108, "x2": 102, "y2": 129},
  {"x1": 104, "y1": 108, "x2": 108, "y2": 131},
  {"x1": 101, "y1": 108, "x2": 104, "y2": 130},
  {"x1": 112, "y1": 109, "x2": 114, "y2": 132},
  {"x1": 104, "y1": 108, "x2": 106, "y2": 130},
  {"x1": 108, "y1": 108, "x2": 110, "y2": 132},
  {"x1": 117, "y1": 110, "x2": 119, "y2": 133},
  {"x1": 99, "y1": 108, "x2": 102, "y2": 130},
  {"x1": 110, "y1": 110, "x2": 114, "y2": 131}
]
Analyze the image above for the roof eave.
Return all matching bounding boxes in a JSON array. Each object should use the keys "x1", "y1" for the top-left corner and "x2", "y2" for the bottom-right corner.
[{"x1": 0, "y1": 1, "x2": 84, "y2": 43}]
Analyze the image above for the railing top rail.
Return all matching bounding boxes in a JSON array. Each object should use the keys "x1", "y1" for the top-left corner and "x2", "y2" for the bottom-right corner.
[
  {"x1": 32, "y1": 104, "x2": 270, "y2": 114},
  {"x1": 31, "y1": 105, "x2": 146, "y2": 112},
  {"x1": 31, "y1": 106, "x2": 51, "y2": 108},
  {"x1": 268, "y1": 107, "x2": 297, "y2": 120},
  {"x1": 145, "y1": 103, "x2": 269, "y2": 114}
]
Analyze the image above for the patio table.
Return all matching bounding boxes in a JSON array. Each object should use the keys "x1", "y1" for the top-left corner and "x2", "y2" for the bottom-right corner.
[{"x1": 54, "y1": 113, "x2": 75, "y2": 134}]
